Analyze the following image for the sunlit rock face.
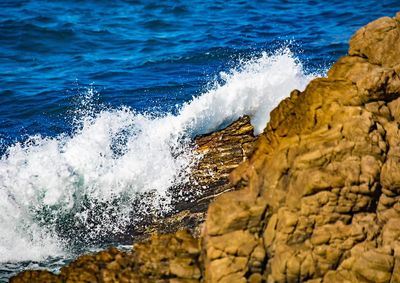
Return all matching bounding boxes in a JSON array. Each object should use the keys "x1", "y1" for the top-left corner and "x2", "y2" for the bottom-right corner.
[
  {"x1": 11, "y1": 12, "x2": 400, "y2": 283},
  {"x1": 203, "y1": 12, "x2": 400, "y2": 283}
]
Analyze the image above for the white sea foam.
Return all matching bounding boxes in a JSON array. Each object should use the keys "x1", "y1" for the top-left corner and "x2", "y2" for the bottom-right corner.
[{"x1": 0, "y1": 48, "x2": 315, "y2": 262}]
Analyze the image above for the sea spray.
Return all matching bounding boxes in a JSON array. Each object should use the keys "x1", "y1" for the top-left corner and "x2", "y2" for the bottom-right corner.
[
  {"x1": 179, "y1": 48, "x2": 313, "y2": 135},
  {"x1": 0, "y1": 49, "x2": 314, "y2": 263}
]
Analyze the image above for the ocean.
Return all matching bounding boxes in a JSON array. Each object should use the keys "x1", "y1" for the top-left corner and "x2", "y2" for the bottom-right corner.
[{"x1": 0, "y1": 0, "x2": 398, "y2": 281}]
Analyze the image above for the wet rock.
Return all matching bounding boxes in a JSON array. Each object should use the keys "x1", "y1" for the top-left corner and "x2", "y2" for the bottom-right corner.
[
  {"x1": 10, "y1": 270, "x2": 61, "y2": 283},
  {"x1": 11, "y1": 12, "x2": 400, "y2": 283},
  {"x1": 145, "y1": 115, "x2": 257, "y2": 236},
  {"x1": 10, "y1": 231, "x2": 200, "y2": 283}
]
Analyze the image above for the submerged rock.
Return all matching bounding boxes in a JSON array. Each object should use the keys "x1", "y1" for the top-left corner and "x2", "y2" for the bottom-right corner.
[{"x1": 10, "y1": 12, "x2": 400, "y2": 283}]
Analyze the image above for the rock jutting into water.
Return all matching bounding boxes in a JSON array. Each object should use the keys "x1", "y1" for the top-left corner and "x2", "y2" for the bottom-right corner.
[
  {"x1": 11, "y1": 12, "x2": 400, "y2": 283},
  {"x1": 145, "y1": 115, "x2": 257, "y2": 237}
]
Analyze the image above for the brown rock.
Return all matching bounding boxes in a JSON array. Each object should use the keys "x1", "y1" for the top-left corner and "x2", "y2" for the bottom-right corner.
[
  {"x1": 349, "y1": 15, "x2": 400, "y2": 68},
  {"x1": 12, "y1": 12, "x2": 400, "y2": 283},
  {"x1": 352, "y1": 249, "x2": 394, "y2": 283},
  {"x1": 9, "y1": 270, "x2": 61, "y2": 283},
  {"x1": 201, "y1": 12, "x2": 400, "y2": 283},
  {"x1": 143, "y1": 115, "x2": 257, "y2": 237},
  {"x1": 10, "y1": 231, "x2": 200, "y2": 283}
]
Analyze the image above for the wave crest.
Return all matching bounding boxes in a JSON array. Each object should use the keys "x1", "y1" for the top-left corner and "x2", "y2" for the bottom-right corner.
[{"x1": 0, "y1": 48, "x2": 315, "y2": 262}]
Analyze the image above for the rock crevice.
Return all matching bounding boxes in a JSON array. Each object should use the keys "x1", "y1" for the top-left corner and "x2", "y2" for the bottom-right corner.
[
  {"x1": 203, "y1": 12, "x2": 400, "y2": 283},
  {"x1": 10, "y1": 12, "x2": 400, "y2": 283}
]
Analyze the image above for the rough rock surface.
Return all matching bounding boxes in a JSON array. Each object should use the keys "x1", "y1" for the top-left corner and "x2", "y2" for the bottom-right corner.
[
  {"x1": 10, "y1": 12, "x2": 400, "y2": 283},
  {"x1": 203, "y1": 12, "x2": 400, "y2": 283},
  {"x1": 10, "y1": 230, "x2": 201, "y2": 283},
  {"x1": 145, "y1": 115, "x2": 256, "y2": 236},
  {"x1": 10, "y1": 118, "x2": 257, "y2": 283}
]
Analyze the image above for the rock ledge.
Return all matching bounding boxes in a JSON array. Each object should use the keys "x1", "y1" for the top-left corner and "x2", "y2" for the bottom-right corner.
[{"x1": 11, "y1": 12, "x2": 400, "y2": 283}]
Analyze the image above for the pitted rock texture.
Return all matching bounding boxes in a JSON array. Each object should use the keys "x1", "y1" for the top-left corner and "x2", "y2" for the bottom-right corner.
[
  {"x1": 10, "y1": 12, "x2": 400, "y2": 283},
  {"x1": 10, "y1": 230, "x2": 201, "y2": 283},
  {"x1": 203, "y1": 12, "x2": 400, "y2": 283}
]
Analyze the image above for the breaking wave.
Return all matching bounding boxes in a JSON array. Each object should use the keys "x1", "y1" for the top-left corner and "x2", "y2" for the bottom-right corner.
[{"x1": 0, "y1": 48, "x2": 315, "y2": 262}]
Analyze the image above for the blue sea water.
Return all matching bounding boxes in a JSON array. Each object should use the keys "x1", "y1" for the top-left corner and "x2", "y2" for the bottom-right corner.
[
  {"x1": 1, "y1": 0, "x2": 398, "y2": 147},
  {"x1": 0, "y1": 0, "x2": 399, "y2": 280}
]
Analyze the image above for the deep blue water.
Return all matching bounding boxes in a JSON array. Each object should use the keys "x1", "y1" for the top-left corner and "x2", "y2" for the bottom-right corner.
[
  {"x1": 1, "y1": 0, "x2": 398, "y2": 148},
  {"x1": 0, "y1": 0, "x2": 399, "y2": 281}
]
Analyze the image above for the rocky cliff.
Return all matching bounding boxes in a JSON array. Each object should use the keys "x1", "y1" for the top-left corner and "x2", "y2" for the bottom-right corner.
[
  {"x1": 203, "y1": 12, "x2": 400, "y2": 282},
  {"x1": 11, "y1": 12, "x2": 400, "y2": 283}
]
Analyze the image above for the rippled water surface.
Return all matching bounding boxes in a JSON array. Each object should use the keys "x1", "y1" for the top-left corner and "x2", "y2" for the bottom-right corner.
[
  {"x1": 1, "y1": 0, "x2": 398, "y2": 144},
  {"x1": 0, "y1": 0, "x2": 399, "y2": 281}
]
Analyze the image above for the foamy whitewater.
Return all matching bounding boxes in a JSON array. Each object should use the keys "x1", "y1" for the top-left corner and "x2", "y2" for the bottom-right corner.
[{"x1": 0, "y1": 49, "x2": 315, "y2": 263}]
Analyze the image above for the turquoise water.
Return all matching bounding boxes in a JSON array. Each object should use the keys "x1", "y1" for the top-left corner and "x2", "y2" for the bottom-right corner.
[{"x1": 0, "y1": 0, "x2": 399, "y2": 281}]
